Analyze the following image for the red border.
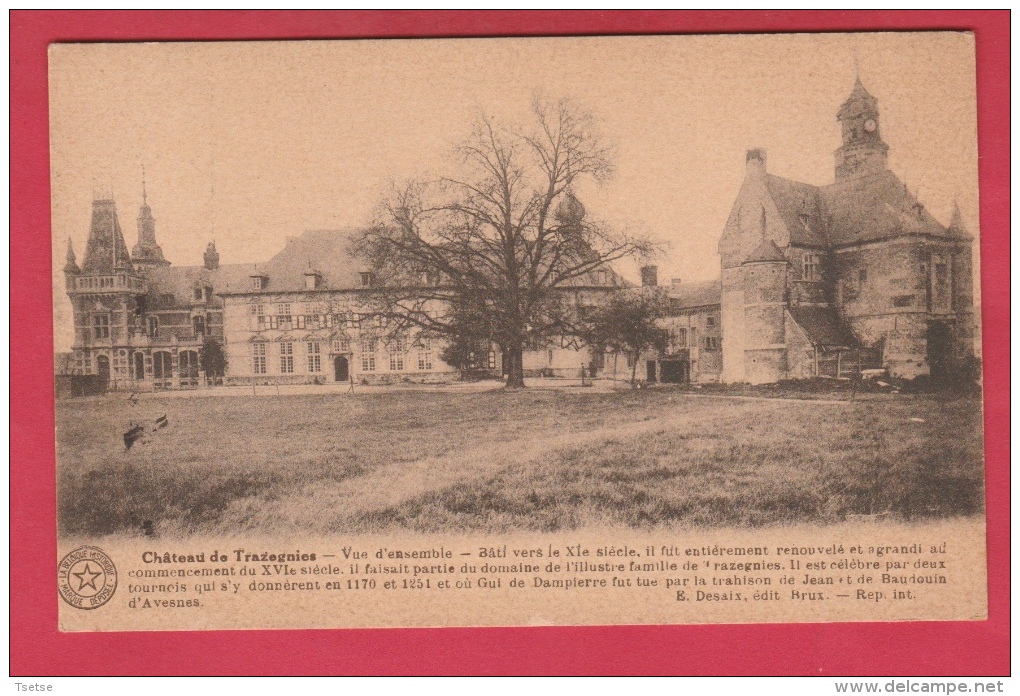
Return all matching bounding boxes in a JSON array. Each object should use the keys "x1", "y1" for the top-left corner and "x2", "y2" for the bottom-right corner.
[{"x1": 11, "y1": 10, "x2": 1009, "y2": 676}]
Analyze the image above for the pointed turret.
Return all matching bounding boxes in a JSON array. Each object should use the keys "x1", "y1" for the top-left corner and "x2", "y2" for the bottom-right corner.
[
  {"x1": 131, "y1": 171, "x2": 170, "y2": 268},
  {"x1": 948, "y1": 200, "x2": 969, "y2": 237},
  {"x1": 63, "y1": 238, "x2": 81, "y2": 274},
  {"x1": 204, "y1": 241, "x2": 220, "y2": 270},
  {"x1": 81, "y1": 199, "x2": 134, "y2": 274},
  {"x1": 743, "y1": 239, "x2": 788, "y2": 265}
]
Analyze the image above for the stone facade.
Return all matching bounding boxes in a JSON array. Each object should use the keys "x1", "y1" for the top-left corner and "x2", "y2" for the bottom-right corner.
[{"x1": 716, "y1": 80, "x2": 975, "y2": 383}]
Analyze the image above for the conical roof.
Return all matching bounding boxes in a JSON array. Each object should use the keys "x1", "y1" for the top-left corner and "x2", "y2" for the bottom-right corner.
[
  {"x1": 743, "y1": 239, "x2": 788, "y2": 264},
  {"x1": 837, "y1": 77, "x2": 877, "y2": 119},
  {"x1": 81, "y1": 199, "x2": 134, "y2": 274}
]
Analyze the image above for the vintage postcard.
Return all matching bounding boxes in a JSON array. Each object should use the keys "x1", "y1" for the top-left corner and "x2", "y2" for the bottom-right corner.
[{"x1": 50, "y1": 32, "x2": 986, "y2": 632}]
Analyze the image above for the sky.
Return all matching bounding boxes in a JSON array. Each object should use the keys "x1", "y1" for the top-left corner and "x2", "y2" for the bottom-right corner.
[{"x1": 49, "y1": 32, "x2": 980, "y2": 352}]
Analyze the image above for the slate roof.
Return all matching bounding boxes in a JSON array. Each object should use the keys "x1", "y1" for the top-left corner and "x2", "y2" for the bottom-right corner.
[
  {"x1": 760, "y1": 169, "x2": 969, "y2": 250},
  {"x1": 787, "y1": 306, "x2": 858, "y2": 347},
  {"x1": 144, "y1": 263, "x2": 254, "y2": 309},
  {"x1": 81, "y1": 200, "x2": 134, "y2": 274},
  {"x1": 764, "y1": 175, "x2": 827, "y2": 247},
  {"x1": 818, "y1": 170, "x2": 966, "y2": 246},
  {"x1": 664, "y1": 279, "x2": 721, "y2": 310}
]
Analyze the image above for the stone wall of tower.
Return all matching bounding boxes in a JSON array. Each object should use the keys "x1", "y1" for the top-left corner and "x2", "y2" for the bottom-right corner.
[
  {"x1": 720, "y1": 265, "x2": 746, "y2": 382},
  {"x1": 742, "y1": 260, "x2": 789, "y2": 384}
]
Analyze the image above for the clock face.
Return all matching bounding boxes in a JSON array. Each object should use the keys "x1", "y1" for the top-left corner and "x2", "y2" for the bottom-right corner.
[{"x1": 864, "y1": 118, "x2": 877, "y2": 133}]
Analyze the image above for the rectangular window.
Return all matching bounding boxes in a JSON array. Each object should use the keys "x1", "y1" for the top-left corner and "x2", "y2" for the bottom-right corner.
[
  {"x1": 193, "y1": 315, "x2": 206, "y2": 336},
  {"x1": 361, "y1": 340, "x2": 377, "y2": 372},
  {"x1": 307, "y1": 342, "x2": 321, "y2": 373},
  {"x1": 706, "y1": 315, "x2": 716, "y2": 327},
  {"x1": 251, "y1": 277, "x2": 264, "y2": 291},
  {"x1": 296, "y1": 315, "x2": 306, "y2": 329},
  {"x1": 278, "y1": 304, "x2": 292, "y2": 330},
  {"x1": 704, "y1": 336, "x2": 720, "y2": 351},
  {"x1": 333, "y1": 339, "x2": 350, "y2": 354},
  {"x1": 194, "y1": 287, "x2": 204, "y2": 301},
  {"x1": 279, "y1": 342, "x2": 294, "y2": 373},
  {"x1": 935, "y1": 261, "x2": 950, "y2": 309},
  {"x1": 803, "y1": 253, "x2": 820, "y2": 281},
  {"x1": 674, "y1": 327, "x2": 688, "y2": 348},
  {"x1": 488, "y1": 351, "x2": 496, "y2": 369},
  {"x1": 376, "y1": 314, "x2": 387, "y2": 329},
  {"x1": 267, "y1": 315, "x2": 278, "y2": 330},
  {"x1": 418, "y1": 352, "x2": 433, "y2": 371},
  {"x1": 389, "y1": 352, "x2": 404, "y2": 371},
  {"x1": 360, "y1": 272, "x2": 375, "y2": 288},
  {"x1": 253, "y1": 343, "x2": 267, "y2": 374},
  {"x1": 93, "y1": 314, "x2": 110, "y2": 339}
]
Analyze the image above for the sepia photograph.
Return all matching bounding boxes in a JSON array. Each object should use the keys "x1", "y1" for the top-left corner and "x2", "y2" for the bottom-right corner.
[{"x1": 48, "y1": 31, "x2": 988, "y2": 632}]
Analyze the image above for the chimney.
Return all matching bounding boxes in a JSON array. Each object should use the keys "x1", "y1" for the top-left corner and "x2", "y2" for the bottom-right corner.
[
  {"x1": 746, "y1": 148, "x2": 767, "y2": 177},
  {"x1": 641, "y1": 265, "x2": 658, "y2": 287},
  {"x1": 670, "y1": 277, "x2": 682, "y2": 287}
]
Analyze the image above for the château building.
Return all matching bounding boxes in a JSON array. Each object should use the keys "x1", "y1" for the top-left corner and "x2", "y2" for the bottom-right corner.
[
  {"x1": 649, "y1": 78, "x2": 976, "y2": 386},
  {"x1": 62, "y1": 79, "x2": 975, "y2": 390}
]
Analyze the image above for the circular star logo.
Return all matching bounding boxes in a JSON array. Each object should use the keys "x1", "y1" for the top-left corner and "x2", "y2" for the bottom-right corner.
[{"x1": 58, "y1": 546, "x2": 117, "y2": 610}]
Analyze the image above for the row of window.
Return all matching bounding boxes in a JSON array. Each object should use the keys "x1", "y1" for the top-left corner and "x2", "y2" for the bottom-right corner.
[
  {"x1": 252, "y1": 341, "x2": 435, "y2": 375},
  {"x1": 91, "y1": 314, "x2": 215, "y2": 340},
  {"x1": 250, "y1": 305, "x2": 399, "y2": 332}
]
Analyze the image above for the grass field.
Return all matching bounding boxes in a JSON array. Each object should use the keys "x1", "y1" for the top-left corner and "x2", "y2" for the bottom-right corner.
[{"x1": 56, "y1": 386, "x2": 985, "y2": 537}]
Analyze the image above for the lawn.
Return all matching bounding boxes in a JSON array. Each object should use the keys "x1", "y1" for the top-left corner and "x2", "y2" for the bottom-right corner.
[{"x1": 56, "y1": 386, "x2": 985, "y2": 537}]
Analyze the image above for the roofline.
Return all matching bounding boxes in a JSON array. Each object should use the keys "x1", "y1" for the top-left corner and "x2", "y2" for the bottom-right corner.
[{"x1": 831, "y1": 231, "x2": 974, "y2": 251}]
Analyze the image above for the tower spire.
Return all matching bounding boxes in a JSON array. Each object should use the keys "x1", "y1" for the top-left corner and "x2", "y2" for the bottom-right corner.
[
  {"x1": 131, "y1": 172, "x2": 170, "y2": 268},
  {"x1": 64, "y1": 237, "x2": 80, "y2": 273}
]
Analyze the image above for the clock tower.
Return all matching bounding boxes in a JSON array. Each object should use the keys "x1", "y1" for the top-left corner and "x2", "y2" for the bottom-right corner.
[{"x1": 834, "y1": 78, "x2": 889, "y2": 182}]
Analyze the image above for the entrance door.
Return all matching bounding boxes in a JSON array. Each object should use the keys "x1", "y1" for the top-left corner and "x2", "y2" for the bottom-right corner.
[
  {"x1": 153, "y1": 351, "x2": 173, "y2": 389},
  {"x1": 334, "y1": 356, "x2": 349, "y2": 382},
  {"x1": 179, "y1": 350, "x2": 199, "y2": 387},
  {"x1": 134, "y1": 352, "x2": 145, "y2": 380},
  {"x1": 927, "y1": 322, "x2": 952, "y2": 383},
  {"x1": 646, "y1": 360, "x2": 657, "y2": 383},
  {"x1": 96, "y1": 355, "x2": 110, "y2": 385}
]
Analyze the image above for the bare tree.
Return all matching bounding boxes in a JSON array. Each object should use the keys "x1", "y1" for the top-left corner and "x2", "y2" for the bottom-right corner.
[{"x1": 357, "y1": 97, "x2": 656, "y2": 388}]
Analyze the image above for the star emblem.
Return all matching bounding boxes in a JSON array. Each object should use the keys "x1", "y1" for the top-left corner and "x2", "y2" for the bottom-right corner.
[{"x1": 72, "y1": 563, "x2": 103, "y2": 592}]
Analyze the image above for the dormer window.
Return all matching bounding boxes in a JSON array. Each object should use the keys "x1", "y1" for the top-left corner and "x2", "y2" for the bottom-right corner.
[
  {"x1": 304, "y1": 271, "x2": 321, "y2": 290},
  {"x1": 251, "y1": 275, "x2": 268, "y2": 291},
  {"x1": 360, "y1": 272, "x2": 375, "y2": 288},
  {"x1": 194, "y1": 287, "x2": 204, "y2": 301}
]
